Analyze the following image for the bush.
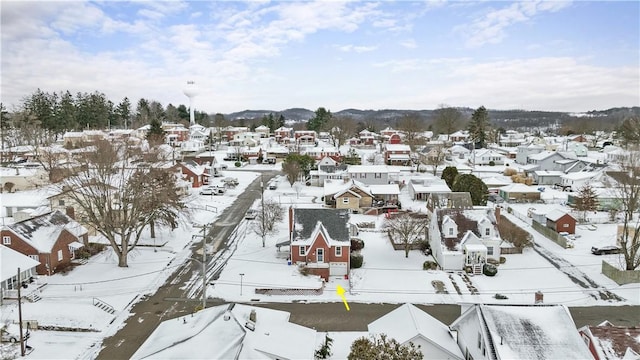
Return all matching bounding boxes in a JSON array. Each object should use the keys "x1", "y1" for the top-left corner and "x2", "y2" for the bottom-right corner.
[
  {"x1": 351, "y1": 253, "x2": 363, "y2": 268},
  {"x1": 299, "y1": 265, "x2": 311, "y2": 276},
  {"x1": 423, "y1": 261, "x2": 437, "y2": 270},
  {"x1": 499, "y1": 256, "x2": 506, "y2": 264},
  {"x1": 483, "y1": 263, "x2": 498, "y2": 276},
  {"x1": 234, "y1": 161, "x2": 242, "y2": 167},
  {"x1": 486, "y1": 258, "x2": 499, "y2": 265},
  {"x1": 494, "y1": 293, "x2": 508, "y2": 300},
  {"x1": 503, "y1": 168, "x2": 518, "y2": 176},
  {"x1": 351, "y1": 238, "x2": 365, "y2": 252},
  {"x1": 488, "y1": 160, "x2": 495, "y2": 166}
]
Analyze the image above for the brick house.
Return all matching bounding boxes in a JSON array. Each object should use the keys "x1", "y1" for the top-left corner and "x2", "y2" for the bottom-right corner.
[
  {"x1": 180, "y1": 161, "x2": 206, "y2": 188},
  {"x1": 274, "y1": 127, "x2": 293, "y2": 143},
  {"x1": 1, "y1": 210, "x2": 88, "y2": 276},
  {"x1": 546, "y1": 209, "x2": 577, "y2": 235},
  {"x1": 384, "y1": 144, "x2": 412, "y2": 166},
  {"x1": 294, "y1": 130, "x2": 317, "y2": 147},
  {"x1": 323, "y1": 180, "x2": 374, "y2": 212},
  {"x1": 289, "y1": 208, "x2": 353, "y2": 280}
]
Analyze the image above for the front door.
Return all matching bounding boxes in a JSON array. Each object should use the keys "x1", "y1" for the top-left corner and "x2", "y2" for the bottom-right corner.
[{"x1": 317, "y1": 248, "x2": 324, "y2": 263}]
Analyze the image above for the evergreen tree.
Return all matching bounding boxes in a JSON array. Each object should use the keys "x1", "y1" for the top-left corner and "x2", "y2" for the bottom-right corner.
[
  {"x1": 441, "y1": 166, "x2": 459, "y2": 189},
  {"x1": 452, "y1": 173, "x2": 488, "y2": 205},
  {"x1": 307, "y1": 107, "x2": 332, "y2": 132},
  {"x1": 468, "y1": 106, "x2": 491, "y2": 149},
  {"x1": 147, "y1": 117, "x2": 165, "y2": 145},
  {"x1": 115, "y1": 97, "x2": 132, "y2": 129}
]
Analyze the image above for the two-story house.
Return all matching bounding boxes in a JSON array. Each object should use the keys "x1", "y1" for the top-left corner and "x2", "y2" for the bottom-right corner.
[
  {"x1": 274, "y1": 126, "x2": 294, "y2": 144},
  {"x1": 294, "y1": 130, "x2": 317, "y2": 147},
  {"x1": 346, "y1": 165, "x2": 398, "y2": 185},
  {"x1": 1, "y1": 210, "x2": 88, "y2": 276},
  {"x1": 288, "y1": 208, "x2": 354, "y2": 280},
  {"x1": 383, "y1": 144, "x2": 412, "y2": 166}
]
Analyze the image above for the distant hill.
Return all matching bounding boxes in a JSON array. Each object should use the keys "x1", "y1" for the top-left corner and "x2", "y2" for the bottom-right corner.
[{"x1": 223, "y1": 107, "x2": 639, "y2": 130}]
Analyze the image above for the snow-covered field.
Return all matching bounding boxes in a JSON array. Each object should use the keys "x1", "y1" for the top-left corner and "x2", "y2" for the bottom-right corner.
[{"x1": 1, "y1": 162, "x2": 638, "y2": 359}]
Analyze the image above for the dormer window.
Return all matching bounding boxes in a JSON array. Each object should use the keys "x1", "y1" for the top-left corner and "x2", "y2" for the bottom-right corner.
[{"x1": 485, "y1": 228, "x2": 491, "y2": 236}]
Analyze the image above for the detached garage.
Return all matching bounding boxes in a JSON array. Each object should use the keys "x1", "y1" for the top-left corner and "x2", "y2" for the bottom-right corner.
[{"x1": 546, "y1": 209, "x2": 577, "y2": 235}]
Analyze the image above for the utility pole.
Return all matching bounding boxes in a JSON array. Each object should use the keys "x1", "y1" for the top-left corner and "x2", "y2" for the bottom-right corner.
[
  {"x1": 193, "y1": 224, "x2": 208, "y2": 310},
  {"x1": 17, "y1": 268, "x2": 25, "y2": 356},
  {"x1": 261, "y1": 174, "x2": 265, "y2": 247}
]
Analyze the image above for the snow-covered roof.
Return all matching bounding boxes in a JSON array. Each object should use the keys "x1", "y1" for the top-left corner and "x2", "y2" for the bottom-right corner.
[
  {"x1": 384, "y1": 144, "x2": 411, "y2": 151},
  {"x1": 533, "y1": 170, "x2": 565, "y2": 176},
  {"x1": 347, "y1": 165, "x2": 396, "y2": 174},
  {"x1": 5, "y1": 210, "x2": 88, "y2": 253},
  {"x1": 368, "y1": 303, "x2": 464, "y2": 360},
  {"x1": 292, "y1": 208, "x2": 350, "y2": 244},
  {"x1": 1, "y1": 245, "x2": 41, "y2": 282},
  {"x1": 369, "y1": 184, "x2": 400, "y2": 195},
  {"x1": 546, "y1": 208, "x2": 574, "y2": 222},
  {"x1": 561, "y1": 171, "x2": 599, "y2": 181},
  {"x1": 459, "y1": 304, "x2": 594, "y2": 360},
  {"x1": 528, "y1": 151, "x2": 558, "y2": 161},
  {"x1": 132, "y1": 303, "x2": 316, "y2": 360},
  {"x1": 499, "y1": 183, "x2": 540, "y2": 193}
]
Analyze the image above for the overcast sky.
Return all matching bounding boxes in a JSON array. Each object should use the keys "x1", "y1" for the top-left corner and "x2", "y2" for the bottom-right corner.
[{"x1": 1, "y1": 1, "x2": 639, "y2": 114}]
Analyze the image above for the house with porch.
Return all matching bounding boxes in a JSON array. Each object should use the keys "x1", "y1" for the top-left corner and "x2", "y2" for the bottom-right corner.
[
  {"x1": 323, "y1": 179, "x2": 374, "y2": 212},
  {"x1": 274, "y1": 126, "x2": 293, "y2": 143},
  {"x1": 407, "y1": 176, "x2": 451, "y2": 201},
  {"x1": 427, "y1": 203, "x2": 502, "y2": 273},
  {"x1": 384, "y1": 144, "x2": 412, "y2": 166},
  {"x1": 1, "y1": 245, "x2": 40, "y2": 298},
  {"x1": 294, "y1": 130, "x2": 317, "y2": 147},
  {"x1": 1, "y1": 210, "x2": 88, "y2": 276},
  {"x1": 346, "y1": 165, "x2": 398, "y2": 186},
  {"x1": 288, "y1": 208, "x2": 354, "y2": 280},
  {"x1": 180, "y1": 161, "x2": 207, "y2": 187}
]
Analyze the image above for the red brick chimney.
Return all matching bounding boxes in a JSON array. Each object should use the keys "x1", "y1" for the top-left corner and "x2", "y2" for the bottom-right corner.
[
  {"x1": 288, "y1": 206, "x2": 294, "y2": 238},
  {"x1": 66, "y1": 206, "x2": 76, "y2": 220},
  {"x1": 494, "y1": 207, "x2": 500, "y2": 224}
]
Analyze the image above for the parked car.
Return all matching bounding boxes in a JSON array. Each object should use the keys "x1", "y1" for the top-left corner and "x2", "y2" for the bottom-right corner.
[
  {"x1": 199, "y1": 187, "x2": 225, "y2": 196},
  {"x1": 268, "y1": 183, "x2": 277, "y2": 190},
  {"x1": 1, "y1": 324, "x2": 30, "y2": 343},
  {"x1": 245, "y1": 209, "x2": 258, "y2": 220},
  {"x1": 591, "y1": 246, "x2": 622, "y2": 255}
]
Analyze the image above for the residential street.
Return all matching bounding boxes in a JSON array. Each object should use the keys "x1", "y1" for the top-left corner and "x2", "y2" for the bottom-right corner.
[
  {"x1": 95, "y1": 171, "x2": 640, "y2": 360},
  {"x1": 96, "y1": 172, "x2": 276, "y2": 360}
]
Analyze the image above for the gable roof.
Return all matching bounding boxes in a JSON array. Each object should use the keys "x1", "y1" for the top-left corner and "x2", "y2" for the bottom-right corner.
[
  {"x1": 546, "y1": 208, "x2": 575, "y2": 222},
  {"x1": 499, "y1": 183, "x2": 540, "y2": 193},
  {"x1": 368, "y1": 303, "x2": 463, "y2": 359},
  {"x1": 1, "y1": 245, "x2": 41, "y2": 282},
  {"x1": 452, "y1": 304, "x2": 593, "y2": 360},
  {"x1": 580, "y1": 323, "x2": 640, "y2": 360},
  {"x1": 293, "y1": 208, "x2": 350, "y2": 243},
  {"x1": 5, "y1": 210, "x2": 88, "y2": 252},
  {"x1": 132, "y1": 303, "x2": 316, "y2": 360}
]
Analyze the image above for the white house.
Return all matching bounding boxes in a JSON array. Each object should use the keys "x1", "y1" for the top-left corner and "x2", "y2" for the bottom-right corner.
[
  {"x1": 346, "y1": 165, "x2": 399, "y2": 186},
  {"x1": 560, "y1": 171, "x2": 600, "y2": 192},
  {"x1": 368, "y1": 303, "x2": 464, "y2": 360}
]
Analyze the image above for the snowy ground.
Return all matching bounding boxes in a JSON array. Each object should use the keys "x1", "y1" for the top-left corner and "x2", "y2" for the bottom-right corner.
[{"x1": 1, "y1": 164, "x2": 638, "y2": 359}]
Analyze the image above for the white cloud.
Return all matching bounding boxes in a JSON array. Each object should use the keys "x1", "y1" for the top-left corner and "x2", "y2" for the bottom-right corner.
[
  {"x1": 461, "y1": 1, "x2": 572, "y2": 48},
  {"x1": 336, "y1": 44, "x2": 377, "y2": 53},
  {"x1": 400, "y1": 39, "x2": 418, "y2": 49}
]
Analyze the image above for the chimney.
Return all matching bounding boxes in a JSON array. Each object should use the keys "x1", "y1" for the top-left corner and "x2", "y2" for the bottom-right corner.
[
  {"x1": 288, "y1": 206, "x2": 294, "y2": 237},
  {"x1": 494, "y1": 207, "x2": 500, "y2": 224},
  {"x1": 66, "y1": 207, "x2": 76, "y2": 220}
]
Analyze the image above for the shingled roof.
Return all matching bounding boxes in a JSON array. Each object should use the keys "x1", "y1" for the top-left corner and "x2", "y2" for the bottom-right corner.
[{"x1": 292, "y1": 208, "x2": 350, "y2": 243}]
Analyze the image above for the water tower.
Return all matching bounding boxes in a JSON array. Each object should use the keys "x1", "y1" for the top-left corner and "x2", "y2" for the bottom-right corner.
[{"x1": 183, "y1": 80, "x2": 199, "y2": 126}]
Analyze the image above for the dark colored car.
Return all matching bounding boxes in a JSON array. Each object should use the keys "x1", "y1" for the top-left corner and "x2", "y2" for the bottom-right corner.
[{"x1": 591, "y1": 246, "x2": 622, "y2": 255}]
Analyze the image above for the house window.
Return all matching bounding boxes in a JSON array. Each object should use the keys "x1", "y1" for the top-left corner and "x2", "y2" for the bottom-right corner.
[
  {"x1": 299, "y1": 246, "x2": 306, "y2": 256},
  {"x1": 57, "y1": 250, "x2": 63, "y2": 261},
  {"x1": 563, "y1": 223, "x2": 569, "y2": 228},
  {"x1": 335, "y1": 246, "x2": 342, "y2": 257},
  {"x1": 487, "y1": 247, "x2": 494, "y2": 255},
  {"x1": 59, "y1": 199, "x2": 65, "y2": 206},
  {"x1": 343, "y1": 197, "x2": 349, "y2": 204},
  {"x1": 375, "y1": 173, "x2": 382, "y2": 179},
  {"x1": 485, "y1": 228, "x2": 490, "y2": 236},
  {"x1": 2, "y1": 236, "x2": 10, "y2": 245},
  {"x1": 477, "y1": 333, "x2": 482, "y2": 348},
  {"x1": 29, "y1": 255, "x2": 39, "y2": 262},
  {"x1": 360, "y1": 173, "x2": 366, "y2": 178},
  {"x1": 317, "y1": 248, "x2": 324, "y2": 262},
  {"x1": 448, "y1": 228, "x2": 454, "y2": 236}
]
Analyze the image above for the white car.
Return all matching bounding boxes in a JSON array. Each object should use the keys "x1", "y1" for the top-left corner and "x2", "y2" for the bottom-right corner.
[
  {"x1": 1, "y1": 324, "x2": 30, "y2": 343},
  {"x1": 245, "y1": 209, "x2": 258, "y2": 220}
]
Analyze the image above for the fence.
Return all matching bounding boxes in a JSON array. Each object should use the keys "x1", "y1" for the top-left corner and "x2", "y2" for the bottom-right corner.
[
  {"x1": 531, "y1": 221, "x2": 568, "y2": 248},
  {"x1": 601, "y1": 261, "x2": 640, "y2": 285}
]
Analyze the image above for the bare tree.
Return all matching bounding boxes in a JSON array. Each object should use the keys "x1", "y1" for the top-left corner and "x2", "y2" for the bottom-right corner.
[
  {"x1": 397, "y1": 113, "x2": 425, "y2": 152},
  {"x1": 422, "y1": 144, "x2": 447, "y2": 176},
  {"x1": 384, "y1": 212, "x2": 428, "y2": 258},
  {"x1": 328, "y1": 116, "x2": 357, "y2": 149},
  {"x1": 252, "y1": 199, "x2": 284, "y2": 247},
  {"x1": 574, "y1": 183, "x2": 599, "y2": 222},
  {"x1": 433, "y1": 105, "x2": 463, "y2": 137},
  {"x1": 612, "y1": 148, "x2": 640, "y2": 270},
  {"x1": 56, "y1": 139, "x2": 187, "y2": 267},
  {"x1": 283, "y1": 161, "x2": 301, "y2": 186}
]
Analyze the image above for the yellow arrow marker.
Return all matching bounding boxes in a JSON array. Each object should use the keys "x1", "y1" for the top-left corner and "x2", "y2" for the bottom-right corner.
[{"x1": 336, "y1": 285, "x2": 350, "y2": 311}]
